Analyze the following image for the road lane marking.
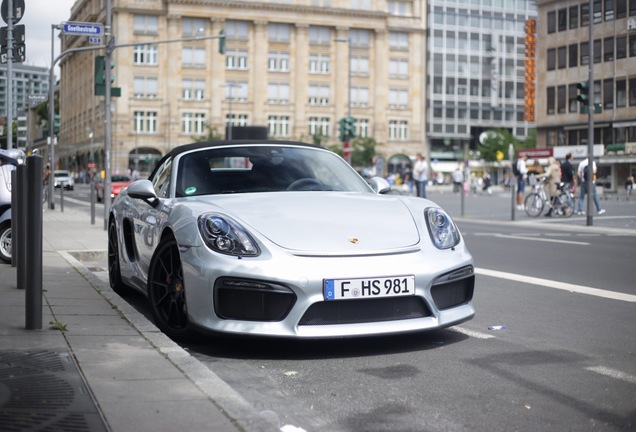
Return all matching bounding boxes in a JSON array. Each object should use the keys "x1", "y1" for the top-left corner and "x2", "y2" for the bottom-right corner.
[
  {"x1": 585, "y1": 366, "x2": 636, "y2": 385},
  {"x1": 494, "y1": 233, "x2": 591, "y2": 245},
  {"x1": 451, "y1": 326, "x2": 495, "y2": 339},
  {"x1": 476, "y1": 268, "x2": 636, "y2": 303}
]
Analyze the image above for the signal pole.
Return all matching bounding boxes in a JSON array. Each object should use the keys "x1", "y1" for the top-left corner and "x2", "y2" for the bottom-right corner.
[{"x1": 585, "y1": 0, "x2": 594, "y2": 226}]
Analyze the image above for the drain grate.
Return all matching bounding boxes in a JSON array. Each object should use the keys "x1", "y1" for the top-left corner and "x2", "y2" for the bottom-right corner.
[{"x1": 0, "y1": 349, "x2": 109, "y2": 432}]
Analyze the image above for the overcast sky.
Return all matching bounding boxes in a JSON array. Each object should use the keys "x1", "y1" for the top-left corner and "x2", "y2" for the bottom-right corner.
[{"x1": 18, "y1": 0, "x2": 77, "y2": 70}]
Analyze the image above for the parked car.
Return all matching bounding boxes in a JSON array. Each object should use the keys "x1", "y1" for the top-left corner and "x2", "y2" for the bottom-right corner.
[
  {"x1": 53, "y1": 170, "x2": 74, "y2": 190},
  {"x1": 95, "y1": 175, "x2": 132, "y2": 202},
  {"x1": 108, "y1": 140, "x2": 475, "y2": 341}
]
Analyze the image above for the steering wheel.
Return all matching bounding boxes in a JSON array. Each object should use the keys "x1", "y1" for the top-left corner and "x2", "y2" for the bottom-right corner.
[{"x1": 287, "y1": 178, "x2": 324, "y2": 191}]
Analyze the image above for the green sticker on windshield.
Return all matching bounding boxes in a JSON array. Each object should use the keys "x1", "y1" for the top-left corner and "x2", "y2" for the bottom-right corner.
[{"x1": 185, "y1": 187, "x2": 197, "y2": 195}]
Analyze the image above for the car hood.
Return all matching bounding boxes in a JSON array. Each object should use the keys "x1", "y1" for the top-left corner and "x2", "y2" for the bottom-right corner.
[{"x1": 191, "y1": 193, "x2": 421, "y2": 254}]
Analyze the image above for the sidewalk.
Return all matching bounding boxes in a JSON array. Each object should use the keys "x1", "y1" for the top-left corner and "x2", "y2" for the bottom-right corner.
[{"x1": 0, "y1": 206, "x2": 279, "y2": 432}]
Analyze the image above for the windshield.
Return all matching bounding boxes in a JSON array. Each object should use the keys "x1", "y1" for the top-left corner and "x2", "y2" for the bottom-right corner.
[
  {"x1": 175, "y1": 145, "x2": 371, "y2": 197},
  {"x1": 54, "y1": 171, "x2": 70, "y2": 178}
]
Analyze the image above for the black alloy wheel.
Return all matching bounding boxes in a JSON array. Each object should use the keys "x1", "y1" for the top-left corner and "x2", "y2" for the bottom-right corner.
[
  {"x1": 108, "y1": 220, "x2": 130, "y2": 295},
  {"x1": 147, "y1": 236, "x2": 194, "y2": 341}
]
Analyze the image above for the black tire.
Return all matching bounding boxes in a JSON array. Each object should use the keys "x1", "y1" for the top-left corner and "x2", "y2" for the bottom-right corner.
[
  {"x1": 147, "y1": 236, "x2": 195, "y2": 341},
  {"x1": 524, "y1": 193, "x2": 544, "y2": 217},
  {"x1": 108, "y1": 220, "x2": 131, "y2": 295},
  {"x1": 0, "y1": 222, "x2": 11, "y2": 264}
]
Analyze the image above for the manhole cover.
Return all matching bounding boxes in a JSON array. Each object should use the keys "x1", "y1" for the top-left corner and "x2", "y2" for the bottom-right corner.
[{"x1": 0, "y1": 349, "x2": 108, "y2": 432}]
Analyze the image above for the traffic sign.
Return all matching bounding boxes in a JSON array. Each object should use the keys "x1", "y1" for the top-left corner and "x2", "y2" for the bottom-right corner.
[
  {"x1": 1, "y1": 0, "x2": 25, "y2": 25},
  {"x1": 61, "y1": 21, "x2": 104, "y2": 37},
  {"x1": 89, "y1": 37, "x2": 101, "y2": 44}
]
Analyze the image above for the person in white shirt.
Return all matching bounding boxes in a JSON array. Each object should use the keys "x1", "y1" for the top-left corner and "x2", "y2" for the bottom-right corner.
[
  {"x1": 413, "y1": 153, "x2": 429, "y2": 199},
  {"x1": 576, "y1": 158, "x2": 605, "y2": 215},
  {"x1": 515, "y1": 155, "x2": 528, "y2": 210}
]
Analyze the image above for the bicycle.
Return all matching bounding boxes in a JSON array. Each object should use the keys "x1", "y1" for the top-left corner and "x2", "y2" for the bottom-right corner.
[{"x1": 524, "y1": 175, "x2": 574, "y2": 218}]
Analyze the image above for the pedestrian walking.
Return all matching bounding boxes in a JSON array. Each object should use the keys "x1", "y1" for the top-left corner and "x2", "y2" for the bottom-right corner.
[
  {"x1": 452, "y1": 166, "x2": 464, "y2": 193},
  {"x1": 576, "y1": 158, "x2": 605, "y2": 215},
  {"x1": 514, "y1": 155, "x2": 529, "y2": 210},
  {"x1": 625, "y1": 175, "x2": 634, "y2": 197},
  {"x1": 413, "y1": 153, "x2": 429, "y2": 199},
  {"x1": 560, "y1": 152, "x2": 575, "y2": 193}
]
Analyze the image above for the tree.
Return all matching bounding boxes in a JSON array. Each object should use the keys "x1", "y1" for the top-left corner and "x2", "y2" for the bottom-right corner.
[
  {"x1": 327, "y1": 136, "x2": 377, "y2": 168},
  {"x1": 477, "y1": 129, "x2": 521, "y2": 162},
  {"x1": 192, "y1": 125, "x2": 224, "y2": 142}
]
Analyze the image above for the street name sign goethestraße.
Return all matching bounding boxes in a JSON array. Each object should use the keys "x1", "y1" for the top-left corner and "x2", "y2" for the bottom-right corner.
[{"x1": 61, "y1": 21, "x2": 104, "y2": 37}]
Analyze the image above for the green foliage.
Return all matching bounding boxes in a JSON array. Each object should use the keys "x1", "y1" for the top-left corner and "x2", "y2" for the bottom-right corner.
[
  {"x1": 192, "y1": 125, "x2": 225, "y2": 142},
  {"x1": 477, "y1": 129, "x2": 521, "y2": 162},
  {"x1": 328, "y1": 136, "x2": 377, "y2": 167}
]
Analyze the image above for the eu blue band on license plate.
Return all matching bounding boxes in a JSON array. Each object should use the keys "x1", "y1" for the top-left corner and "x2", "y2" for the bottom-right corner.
[{"x1": 324, "y1": 275, "x2": 415, "y2": 301}]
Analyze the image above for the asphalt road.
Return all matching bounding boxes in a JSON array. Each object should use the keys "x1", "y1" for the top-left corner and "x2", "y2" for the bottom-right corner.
[{"x1": 64, "y1": 183, "x2": 636, "y2": 432}]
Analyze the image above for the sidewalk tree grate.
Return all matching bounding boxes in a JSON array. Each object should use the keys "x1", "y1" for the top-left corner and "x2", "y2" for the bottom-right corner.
[{"x1": 0, "y1": 349, "x2": 108, "y2": 432}]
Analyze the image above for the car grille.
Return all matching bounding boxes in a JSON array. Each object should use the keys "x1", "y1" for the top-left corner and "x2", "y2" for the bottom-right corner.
[
  {"x1": 298, "y1": 297, "x2": 432, "y2": 326},
  {"x1": 430, "y1": 268, "x2": 475, "y2": 310},
  {"x1": 214, "y1": 278, "x2": 296, "y2": 321}
]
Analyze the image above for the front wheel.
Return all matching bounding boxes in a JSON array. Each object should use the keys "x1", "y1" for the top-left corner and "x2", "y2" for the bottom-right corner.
[
  {"x1": 524, "y1": 193, "x2": 544, "y2": 217},
  {"x1": 147, "y1": 236, "x2": 195, "y2": 341},
  {"x1": 0, "y1": 222, "x2": 11, "y2": 264}
]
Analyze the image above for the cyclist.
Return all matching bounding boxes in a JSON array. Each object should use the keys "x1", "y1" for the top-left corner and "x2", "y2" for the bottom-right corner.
[{"x1": 537, "y1": 157, "x2": 561, "y2": 217}]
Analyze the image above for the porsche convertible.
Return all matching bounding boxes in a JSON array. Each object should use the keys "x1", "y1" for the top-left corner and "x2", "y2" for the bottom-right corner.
[{"x1": 108, "y1": 140, "x2": 475, "y2": 340}]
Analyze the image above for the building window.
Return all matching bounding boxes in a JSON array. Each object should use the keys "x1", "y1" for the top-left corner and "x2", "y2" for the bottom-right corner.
[
  {"x1": 133, "y1": 76, "x2": 158, "y2": 99},
  {"x1": 389, "y1": 89, "x2": 408, "y2": 109},
  {"x1": 593, "y1": 0, "x2": 602, "y2": 23},
  {"x1": 388, "y1": 1, "x2": 411, "y2": 16},
  {"x1": 569, "y1": 44, "x2": 578, "y2": 67},
  {"x1": 226, "y1": 49, "x2": 248, "y2": 70},
  {"x1": 225, "y1": 81, "x2": 248, "y2": 102},
  {"x1": 182, "y1": 78, "x2": 205, "y2": 100},
  {"x1": 388, "y1": 120, "x2": 408, "y2": 141},
  {"x1": 569, "y1": 84, "x2": 578, "y2": 113},
  {"x1": 182, "y1": 17, "x2": 206, "y2": 37},
  {"x1": 225, "y1": 20, "x2": 249, "y2": 39},
  {"x1": 581, "y1": 41, "x2": 590, "y2": 65},
  {"x1": 308, "y1": 84, "x2": 329, "y2": 105},
  {"x1": 389, "y1": 32, "x2": 409, "y2": 50},
  {"x1": 182, "y1": 47, "x2": 205, "y2": 68},
  {"x1": 616, "y1": 36, "x2": 627, "y2": 59},
  {"x1": 268, "y1": 51, "x2": 289, "y2": 72},
  {"x1": 349, "y1": 29, "x2": 370, "y2": 48},
  {"x1": 389, "y1": 58, "x2": 408, "y2": 79},
  {"x1": 603, "y1": 78, "x2": 614, "y2": 109},
  {"x1": 134, "y1": 15, "x2": 158, "y2": 35},
  {"x1": 308, "y1": 117, "x2": 330, "y2": 136},
  {"x1": 547, "y1": 87, "x2": 555, "y2": 115},
  {"x1": 309, "y1": 54, "x2": 330, "y2": 74},
  {"x1": 134, "y1": 111, "x2": 158, "y2": 133},
  {"x1": 581, "y1": 3, "x2": 590, "y2": 25},
  {"x1": 616, "y1": 78, "x2": 626, "y2": 108},
  {"x1": 351, "y1": 56, "x2": 369, "y2": 76},
  {"x1": 268, "y1": 115, "x2": 290, "y2": 137},
  {"x1": 605, "y1": 0, "x2": 615, "y2": 20},
  {"x1": 630, "y1": 34, "x2": 636, "y2": 57},
  {"x1": 629, "y1": 78, "x2": 636, "y2": 106},
  {"x1": 181, "y1": 112, "x2": 206, "y2": 135},
  {"x1": 547, "y1": 11, "x2": 556, "y2": 33},
  {"x1": 558, "y1": 46, "x2": 567, "y2": 69},
  {"x1": 557, "y1": 85, "x2": 566, "y2": 114},
  {"x1": 594, "y1": 39, "x2": 602, "y2": 63},
  {"x1": 268, "y1": 82, "x2": 290, "y2": 104},
  {"x1": 569, "y1": 5, "x2": 579, "y2": 28},
  {"x1": 351, "y1": 86, "x2": 369, "y2": 107},
  {"x1": 547, "y1": 48, "x2": 556, "y2": 70},
  {"x1": 309, "y1": 26, "x2": 330, "y2": 45},
  {"x1": 226, "y1": 114, "x2": 248, "y2": 128},
  {"x1": 133, "y1": 44, "x2": 158, "y2": 65},
  {"x1": 268, "y1": 23, "x2": 290, "y2": 43},
  {"x1": 617, "y1": 0, "x2": 628, "y2": 17},
  {"x1": 558, "y1": 8, "x2": 567, "y2": 31},
  {"x1": 356, "y1": 118, "x2": 369, "y2": 138},
  {"x1": 604, "y1": 37, "x2": 614, "y2": 61}
]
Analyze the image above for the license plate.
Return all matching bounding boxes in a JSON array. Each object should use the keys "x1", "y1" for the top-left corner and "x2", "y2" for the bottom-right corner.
[{"x1": 324, "y1": 275, "x2": 415, "y2": 301}]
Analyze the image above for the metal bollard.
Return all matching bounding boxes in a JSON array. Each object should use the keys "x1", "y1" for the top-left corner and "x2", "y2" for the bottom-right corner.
[
  {"x1": 25, "y1": 156, "x2": 43, "y2": 330},
  {"x1": 91, "y1": 180, "x2": 96, "y2": 225},
  {"x1": 16, "y1": 165, "x2": 27, "y2": 290},
  {"x1": 60, "y1": 183, "x2": 64, "y2": 212},
  {"x1": 11, "y1": 170, "x2": 16, "y2": 268}
]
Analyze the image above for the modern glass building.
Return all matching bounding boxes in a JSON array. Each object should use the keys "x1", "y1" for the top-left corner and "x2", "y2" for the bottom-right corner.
[
  {"x1": 0, "y1": 64, "x2": 49, "y2": 118},
  {"x1": 427, "y1": 0, "x2": 538, "y2": 161}
]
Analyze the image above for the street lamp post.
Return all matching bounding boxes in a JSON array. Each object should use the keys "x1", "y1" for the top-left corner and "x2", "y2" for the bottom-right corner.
[{"x1": 335, "y1": 36, "x2": 352, "y2": 164}]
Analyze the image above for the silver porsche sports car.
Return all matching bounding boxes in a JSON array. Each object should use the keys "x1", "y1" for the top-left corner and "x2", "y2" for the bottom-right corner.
[{"x1": 108, "y1": 140, "x2": 475, "y2": 340}]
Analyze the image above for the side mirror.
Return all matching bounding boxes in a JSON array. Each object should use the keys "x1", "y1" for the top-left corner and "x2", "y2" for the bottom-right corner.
[
  {"x1": 127, "y1": 179, "x2": 160, "y2": 207},
  {"x1": 369, "y1": 176, "x2": 391, "y2": 194}
]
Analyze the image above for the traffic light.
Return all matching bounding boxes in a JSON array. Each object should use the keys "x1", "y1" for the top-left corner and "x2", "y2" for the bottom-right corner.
[
  {"x1": 338, "y1": 117, "x2": 347, "y2": 142},
  {"x1": 345, "y1": 117, "x2": 356, "y2": 139},
  {"x1": 218, "y1": 29, "x2": 226, "y2": 54},
  {"x1": 54, "y1": 114, "x2": 61, "y2": 135},
  {"x1": 576, "y1": 81, "x2": 589, "y2": 114},
  {"x1": 338, "y1": 117, "x2": 356, "y2": 142},
  {"x1": 94, "y1": 55, "x2": 121, "y2": 97}
]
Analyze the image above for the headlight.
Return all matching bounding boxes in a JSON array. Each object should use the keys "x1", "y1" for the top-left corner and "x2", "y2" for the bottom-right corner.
[
  {"x1": 425, "y1": 208, "x2": 460, "y2": 250},
  {"x1": 197, "y1": 213, "x2": 260, "y2": 257}
]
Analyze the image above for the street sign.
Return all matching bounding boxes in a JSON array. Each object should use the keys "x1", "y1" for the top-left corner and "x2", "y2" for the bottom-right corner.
[
  {"x1": 0, "y1": 24, "x2": 24, "y2": 45},
  {"x1": 89, "y1": 37, "x2": 101, "y2": 44},
  {"x1": 1, "y1": 0, "x2": 25, "y2": 25},
  {"x1": 0, "y1": 43, "x2": 23, "y2": 63},
  {"x1": 61, "y1": 21, "x2": 104, "y2": 37}
]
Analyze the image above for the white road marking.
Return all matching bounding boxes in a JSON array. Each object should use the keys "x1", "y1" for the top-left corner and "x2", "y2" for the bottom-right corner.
[
  {"x1": 585, "y1": 366, "x2": 636, "y2": 385},
  {"x1": 494, "y1": 233, "x2": 591, "y2": 245},
  {"x1": 476, "y1": 268, "x2": 636, "y2": 303},
  {"x1": 451, "y1": 326, "x2": 495, "y2": 339}
]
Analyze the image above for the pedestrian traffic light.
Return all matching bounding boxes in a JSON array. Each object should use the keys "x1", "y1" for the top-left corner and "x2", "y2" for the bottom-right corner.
[
  {"x1": 94, "y1": 55, "x2": 121, "y2": 97},
  {"x1": 338, "y1": 117, "x2": 347, "y2": 142},
  {"x1": 576, "y1": 81, "x2": 589, "y2": 114},
  {"x1": 345, "y1": 117, "x2": 356, "y2": 140},
  {"x1": 54, "y1": 114, "x2": 61, "y2": 134},
  {"x1": 218, "y1": 29, "x2": 226, "y2": 54}
]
